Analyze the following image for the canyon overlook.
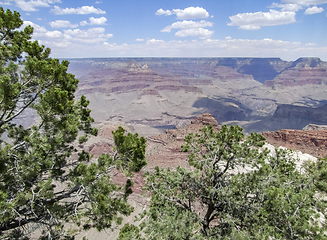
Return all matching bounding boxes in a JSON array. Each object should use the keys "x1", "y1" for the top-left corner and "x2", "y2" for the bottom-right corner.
[{"x1": 67, "y1": 57, "x2": 327, "y2": 135}]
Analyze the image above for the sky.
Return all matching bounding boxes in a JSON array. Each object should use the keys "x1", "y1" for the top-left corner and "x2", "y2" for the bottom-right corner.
[{"x1": 1, "y1": 0, "x2": 327, "y2": 61}]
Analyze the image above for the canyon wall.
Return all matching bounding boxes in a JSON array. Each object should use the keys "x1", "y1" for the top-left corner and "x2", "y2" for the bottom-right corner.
[{"x1": 67, "y1": 57, "x2": 327, "y2": 134}]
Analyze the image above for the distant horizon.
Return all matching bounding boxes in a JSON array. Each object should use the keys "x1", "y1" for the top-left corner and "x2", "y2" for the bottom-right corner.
[{"x1": 62, "y1": 56, "x2": 325, "y2": 62}]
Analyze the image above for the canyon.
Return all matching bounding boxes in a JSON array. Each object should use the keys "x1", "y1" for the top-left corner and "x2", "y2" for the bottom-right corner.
[
  {"x1": 66, "y1": 57, "x2": 327, "y2": 239},
  {"x1": 68, "y1": 57, "x2": 327, "y2": 135}
]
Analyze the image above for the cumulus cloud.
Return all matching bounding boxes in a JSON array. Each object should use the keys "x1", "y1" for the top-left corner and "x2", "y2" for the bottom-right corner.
[
  {"x1": 95, "y1": 37, "x2": 327, "y2": 62},
  {"x1": 21, "y1": 20, "x2": 113, "y2": 53},
  {"x1": 64, "y1": 27, "x2": 112, "y2": 43},
  {"x1": 269, "y1": 3, "x2": 303, "y2": 12},
  {"x1": 304, "y1": 6, "x2": 324, "y2": 14},
  {"x1": 5, "y1": 0, "x2": 61, "y2": 11},
  {"x1": 80, "y1": 17, "x2": 107, "y2": 26},
  {"x1": 155, "y1": 8, "x2": 172, "y2": 16},
  {"x1": 146, "y1": 39, "x2": 165, "y2": 44},
  {"x1": 50, "y1": 20, "x2": 78, "y2": 28},
  {"x1": 0, "y1": 1, "x2": 12, "y2": 5},
  {"x1": 228, "y1": 10, "x2": 296, "y2": 30},
  {"x1": 161, "y1": 20, "x2": 213, "y2": 32},
  {"x1": 156, "y1": 6, "x2": 209, "y2": 19},
  {"x1": 51, "y1": 5, "x2": 106, "y2": 15},
  {"x1": 42, "y1": 34, "x2": 327, "y2": 61},
  {"x1": 160, "y1": 20, "x2": 214, "y2": 39},
  {"x1": 135, "y1": 38, "x2": 144, "y2": 41},
  {"x1": 23, "y1": 21, "x2": 64, "y2": 38},
  {"x1": 175, "y1": 28, "x2": 213, "y2": 38},
  {"x1": 281, "y1": 0, "x2": 327, "y2": 6}
]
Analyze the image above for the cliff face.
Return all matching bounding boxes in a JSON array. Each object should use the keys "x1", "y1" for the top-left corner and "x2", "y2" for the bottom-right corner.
[
  {"x1": 273, "y1": 104, "x2": 327, "y2": 124},
  {"x1": 264, "y1": 58, "x2": 327, "y2": 87},
  {"x1": 263, "y1": 128, "x2": 327, "y2": 158}
]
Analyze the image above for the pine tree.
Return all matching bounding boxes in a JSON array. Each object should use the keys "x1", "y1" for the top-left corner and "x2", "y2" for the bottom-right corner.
[
  {"x1": 126, "y1": 125, "x2": 327, "y2": 239},
  {"x1": 0, "y1": 8, "x2": 146, "y2": 239}
]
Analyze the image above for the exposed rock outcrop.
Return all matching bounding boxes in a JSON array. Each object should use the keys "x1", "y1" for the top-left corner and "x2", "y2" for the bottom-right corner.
[
  {"x1": 263, "y1": 129, "x2": 327, "y2": 157},
  {"x1": 191, "y1": 113, "x2": 219, "y2": 126},
  {"x1": 145, "y1": 113, "x2": 220, "y2": 170},
  {"x1": 303, "y1": 124, "x2": 327, "y2": 130}
]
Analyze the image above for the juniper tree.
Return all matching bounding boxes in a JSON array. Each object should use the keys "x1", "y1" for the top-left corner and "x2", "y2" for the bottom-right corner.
[
  {"x1": 123, "y1": 125, "x2": 327, "y2": 240},
  {"x1": 0, "y1": 8, "x2": 146, "y2": 239}
]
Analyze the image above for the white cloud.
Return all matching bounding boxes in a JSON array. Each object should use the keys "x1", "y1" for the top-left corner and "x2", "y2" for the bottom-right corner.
[
  {"x1": 80, "y1": 17, "x2": 107, "y2": 26},
  {"x1": 155, "y1": 8, "x2": 172, "y2": 16},
  {"x1": 135, "y1": 38, "x2": 144, "y2": 41},
  {"x1": 95, "y1": 1, "x2": 102, "y2": 3},
  {"x1": 161, "y1": 20, "x2": 214, "y2": 39},
  {"x1": 21, "y1": 20, "x2": 113, "y2": 53},
  {"x1": 228, "y1": 10, "x2": 296, "y2": 30},
  {"x1": 173, "y1": 7, "x2": 209, "y2": 19},
  {"x1": 156, "y1": 6, "x2": 209, "y2": 19},
  {"x1": 146, "y1": 39, "x2": 165, "y2": 44},
  {"x1": 161, "y1": 20, "x2": 213, "y2": 32},
  {"x1": 304, "y1": 6, "x2": 324, "y2": 14},
  {"x1": 94, "y1": 37, "x2": 326, "y2": 61},
  {"x1": 0, "y1": 1, "x2": 12, "y2": 5},
  {"x1": 64, "y1": 27, "x2": 112, "y2": 43},
  {"x1": 175, "y1": 28, "x2": 213, "y2": 39},
  {"x1": 41, "y1": 34, "x2": 327, "y2": 61},
  {"x1": 23, "y1": 21, "x2": 63, "y2": 38},
  {"x1": 269, "y1": 3, "x2": 303, "y2": 12},
  {"x1": 7, "y1": 0, "x2": 62, "y2": 11},
  {"x1": 50, "y1": 20, "x2": 78, "y2": 28},
  {"x1": 281, "y1": 0, "x2": 327, "y2": 6},
  {"x1": 45, "y1": 30, "x2": 62, "y2": 38},
  {"x1": 51, "y1": 5, "x2": 106, "y2": 15}
]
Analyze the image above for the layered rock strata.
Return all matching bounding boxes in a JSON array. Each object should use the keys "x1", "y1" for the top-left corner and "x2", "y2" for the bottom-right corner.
[{"x1": 263, "y1": 129, "x2": 327, "y2": 158}]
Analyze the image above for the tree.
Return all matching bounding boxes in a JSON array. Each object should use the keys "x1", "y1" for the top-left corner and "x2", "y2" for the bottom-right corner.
[
  {"x1": 0, "y1": 8, "x2": 146, "y2": 239},
  {"x1": 126, "y1": 125, "x2": 327, "y2": 239}
]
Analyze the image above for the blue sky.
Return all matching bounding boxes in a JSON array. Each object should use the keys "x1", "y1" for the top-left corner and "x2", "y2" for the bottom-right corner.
[{"x1": 1, "y1": 0, "x2": 327, "y2": 60}]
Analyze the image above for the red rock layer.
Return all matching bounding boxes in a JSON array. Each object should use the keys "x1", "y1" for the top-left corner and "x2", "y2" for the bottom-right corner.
[{"x1": 263, "y1": 129, "x2": 327, "y2": 158}]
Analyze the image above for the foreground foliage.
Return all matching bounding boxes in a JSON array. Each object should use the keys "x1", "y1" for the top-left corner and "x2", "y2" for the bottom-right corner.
[
  {"x1": 121, "y1": 125, "x2": 327, "y2": 239},
  {"x1": 0, "y1": 8, "x2": 146, "y2": 239}
]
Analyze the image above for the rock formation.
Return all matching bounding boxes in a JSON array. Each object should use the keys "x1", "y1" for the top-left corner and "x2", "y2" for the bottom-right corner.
[
  {"x1": 303, "y1": 124, "x2": 327, "y2": 130},
  {"x1": 263, "y1": 129, "x2": 327, "y2": 158}
]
